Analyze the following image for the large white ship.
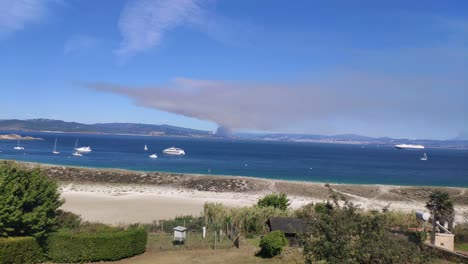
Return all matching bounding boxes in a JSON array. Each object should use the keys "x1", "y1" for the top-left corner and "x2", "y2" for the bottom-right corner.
[
  {"x1": 394, "y1": 144, "x2": 425, "y2": 150},
  {"x1": 163, "y1": 147, "x2": 185, "y2": 156}
]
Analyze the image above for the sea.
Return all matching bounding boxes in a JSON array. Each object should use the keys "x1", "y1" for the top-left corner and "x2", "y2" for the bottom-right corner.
[{"x1": 0, "y1": 131, "x2": 467, "y2": 187}]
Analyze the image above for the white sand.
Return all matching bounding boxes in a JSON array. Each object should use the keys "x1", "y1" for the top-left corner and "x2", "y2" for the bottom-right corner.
[{"x1": 59, "y1": 183, "x2": 468, "y2": 225}]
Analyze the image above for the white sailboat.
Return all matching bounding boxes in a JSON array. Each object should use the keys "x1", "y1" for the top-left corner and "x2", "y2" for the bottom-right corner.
[
  {"x1": 144, "y1": 144, "x2": 148, "y2": 151},
  {"x1": 420, "y1": 153, "x2": 428, "y2": 161},
  {"x1": 72, "y1": 139, "x2": 82, "y2": 156},
  {"x1": 13, "y1": 139, "x2": 24, "y2": 150},
  {"x1": 52, "y1": 138, "x2": 60, "y2": 154}
]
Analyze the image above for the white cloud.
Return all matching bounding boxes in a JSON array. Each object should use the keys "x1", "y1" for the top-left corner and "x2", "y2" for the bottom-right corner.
[
  {"x1": 0, "y1": 0, "x2": 49, "y2": 33},
  {"x1": 64, "y1": 35, "x2": 98, "y2": 54},
  {"x1": 115, "y1": 0, "x2": 206, "y2": 59}
]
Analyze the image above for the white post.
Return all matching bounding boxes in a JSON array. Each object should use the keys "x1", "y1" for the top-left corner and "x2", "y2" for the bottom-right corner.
[{"x1": 202, "y1": 226, "x2": 206, "y2": 239}]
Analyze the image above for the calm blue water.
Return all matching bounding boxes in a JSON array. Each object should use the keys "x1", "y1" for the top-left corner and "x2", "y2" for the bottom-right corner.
[{"x1": 0, "y1": 131, "x2": 467, "y2": 187}]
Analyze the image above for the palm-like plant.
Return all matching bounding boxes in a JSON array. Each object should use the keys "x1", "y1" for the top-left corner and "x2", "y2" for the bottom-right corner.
[{"x1": 425, "y1": 191, "x2": 454, "y2": 244}]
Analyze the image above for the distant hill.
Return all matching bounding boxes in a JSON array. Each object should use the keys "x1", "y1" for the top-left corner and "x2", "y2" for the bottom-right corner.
[
  {"x1": 237, "y1": 132, "x2": 468, "y2": 149},
  {"x1": 0, "y1": 119, "x2": 214, "y2": 138},
  {"x1": 1, "y1": 119, "x2": 467, "y2": 149}
]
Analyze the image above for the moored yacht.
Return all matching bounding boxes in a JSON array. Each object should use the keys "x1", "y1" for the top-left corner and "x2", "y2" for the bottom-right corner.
[
  {"x1": 52, "y1": 138, "x2": 60, "y2": 154},
  {"x1": 75, "y1": 146, "x2": 92, "y2": 153},
  {"x1": 149, "y1": 154, "x2": 158, "y2": 159},
  {"x1": 163, "y1": 147, "x2": 185, "y2": 156},
  {"x1": 420, "y1": 153, "x2": 428, "y2": 161},
  {"x1": 72, "y1": 139, "x2": 83, "y2": 156},
  {"x1": 13, "y1": 139, "x2": 24, "y2": 150}
]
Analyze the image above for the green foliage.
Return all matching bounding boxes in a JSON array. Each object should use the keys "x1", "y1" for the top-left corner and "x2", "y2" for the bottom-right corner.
[
  {"x1": 414, "y1": 231, "x2": 428, "y2": 244},
  {"x1": 45, "y1": 228, "x2": 147, "y2": 263},
  {"x1": 294, "y1": 202, "x2": 316, "y2": 219},
  {"x1": 257, "y1": 193, "x2": 290, "y2": 211},
  {"x1": 54, "y1": 210, "x2": 82, "y2": 230},
  {"x1": 0, "y1": 237, "x2": 44, "y2": 264},
  {"x1": 203, "y1": 203, "x2": 290, "y2": 236},
  {"x1": 259, "y1": 230, "x2": 288, "y2": 258},
  {"x1": 313, "y1": 202, "x2": 334, "y2": 215},
  {"x1": 148, "y1": 215, "x2": 204, "y2": 233},
  {"x1": 303, "y1": 200, "x2": 429, "y2": 264},
  {"x1": 426, "y1": 191, "x2": 455, "y2": 230},
  {"x1": 0, "y1": 161, "x2": 63, "y2": 239}
]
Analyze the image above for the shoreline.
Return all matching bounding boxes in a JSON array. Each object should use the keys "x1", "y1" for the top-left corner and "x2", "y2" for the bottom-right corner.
[
  {"x1": 3, "y1": 160, "x2": 468, "y2": 224},
  {"x1": 3, "y1": 159, "x2": 467, "y2": 189}
]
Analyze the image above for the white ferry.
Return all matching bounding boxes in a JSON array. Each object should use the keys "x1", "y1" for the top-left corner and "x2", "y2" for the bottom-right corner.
[{"x1": 394, "y1": 144, "x2": 425, "y2": 150}]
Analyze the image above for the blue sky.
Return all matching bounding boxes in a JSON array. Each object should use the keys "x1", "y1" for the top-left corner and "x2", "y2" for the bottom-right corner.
[{"x1": 0, "y1": 0, "x2": 467, "y2": 139}]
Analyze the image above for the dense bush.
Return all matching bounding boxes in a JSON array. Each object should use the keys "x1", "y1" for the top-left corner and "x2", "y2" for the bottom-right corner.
[
  {"x1": 0, "y1": 237, "x2": 44, "y2": 264},
  {"x1": 259, "y1": 230, "x2": 288, "y2": 258},
  {"x1": 257, "y1": 193, "x2": 290, "y2": 210},
  {"x1": 54, "y1": 210, "x2": 82, "y2": 230},
  {"x1": 0, "y1": 161, "x2": 63, "y2": 239},
  {"x1": 303, "y1": 201, "x2": 430, "y2": 264},
  {"x1": 45, "y1": 228, "x2": 147, "y2": 263}
]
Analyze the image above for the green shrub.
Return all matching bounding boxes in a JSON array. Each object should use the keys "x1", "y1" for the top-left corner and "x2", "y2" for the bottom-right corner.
[
  {"x1": 414, "y1": 231, "x2": 428, "y2": 244},
  {"x1": 54, "y1": 210, "x2": 82, "y2": 230},
  {"x1": 257, "y1": 193, "x2": 290, "y2": 210},
  {"x1": 0, "y1": 161, "x2": 63, "y2": 239},
  {"x1": 259, "y1": 230, "x2": 288, "y2": 258},
  {"x1": 0, "y1": 237, "x2": 44, "y2": 264},
  {"x1": 45, "y1": 228, "x2": 147, "y2": 263}
]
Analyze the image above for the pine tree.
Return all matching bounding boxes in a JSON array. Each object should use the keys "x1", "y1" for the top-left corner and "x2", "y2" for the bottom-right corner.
[{"x1": 0, "y1": 161, "x2": 63, "y2": 238}]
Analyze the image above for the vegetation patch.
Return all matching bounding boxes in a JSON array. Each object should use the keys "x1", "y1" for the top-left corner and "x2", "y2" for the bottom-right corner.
[
  {"x1": 0, "y1": 161, "x2": 63, "y2": 239},
  {"x1": 259, "y1": 230, "x2": 288, "y2": 258},
  {"x1": 0, "y1": 237, "x2": 44, "y2": 264},
  {"x1": 45, "y1": 228, "x2": 147, "y2": 263}
]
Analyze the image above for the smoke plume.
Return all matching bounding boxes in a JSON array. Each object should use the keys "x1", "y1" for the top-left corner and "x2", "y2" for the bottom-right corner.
[{"x1": 87, "y1": 74, "x2": 467, "y2": 136}]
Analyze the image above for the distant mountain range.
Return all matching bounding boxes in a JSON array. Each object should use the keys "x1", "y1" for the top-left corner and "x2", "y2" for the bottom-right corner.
[
  {"x1": 0, "y1": 119, "x2": 214, "y2": 138},
  {"x1": 236, "y1": 132, "x2": 468, "y2": 149},
  {"x1": 1, "y1": 119, "x2": 467, "y2": 149}
]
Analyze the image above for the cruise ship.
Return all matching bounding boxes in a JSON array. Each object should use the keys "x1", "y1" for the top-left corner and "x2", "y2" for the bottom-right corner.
[
  {"x1": 394, "y1": 144, "x2": 425, "y2": 150},
  {"x1": 163, "y1": 147, "x2": 185, "y2": 156}
]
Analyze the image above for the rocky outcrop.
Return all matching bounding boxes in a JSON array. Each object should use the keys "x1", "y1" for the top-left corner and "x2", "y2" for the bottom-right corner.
[{"x1": 0, "y1": 134, "x2": 43, "y2": 140}]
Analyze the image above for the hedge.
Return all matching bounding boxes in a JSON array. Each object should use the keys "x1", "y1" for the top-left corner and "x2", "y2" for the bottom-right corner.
[
  {"x1": 0, "y1": 237, "x2": 44, "y2": 264},
  {"x1": 45, "y1": 228, "x2": 147, "y2": 263}
]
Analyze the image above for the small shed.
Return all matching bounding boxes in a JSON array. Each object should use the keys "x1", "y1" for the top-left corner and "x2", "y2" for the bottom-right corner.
[
  {"x1": 173, "y1": 226, "x2": 187, "y2": 244},
  {"x1": 267, "y1": 217, "x2": 305, "y2": 247}
]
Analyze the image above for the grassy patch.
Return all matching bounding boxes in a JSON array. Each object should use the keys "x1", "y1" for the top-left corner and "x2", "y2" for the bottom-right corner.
[
  {"x1": 455, "y1": 243, "x2": 468, "y2": 251},
  {"x1": 107, "y1": 233, "x2": 304, "y2": 264},
  {"x1": 147, "y1": 232, "x2": 233, "y2": 252}
]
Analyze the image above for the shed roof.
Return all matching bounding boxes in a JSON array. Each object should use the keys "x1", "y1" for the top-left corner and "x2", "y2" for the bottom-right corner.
[
  {"x1": 173, "y1": 226, "x2": 187, "y2": 232},
  {"x1": 267, "y1": 217, "x2": 305, "y2": 234}
]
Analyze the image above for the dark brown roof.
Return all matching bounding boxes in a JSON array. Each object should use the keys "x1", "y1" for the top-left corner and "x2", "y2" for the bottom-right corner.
[{"x1": 267, "y1": 217, "x2": 305, "y2": 234}]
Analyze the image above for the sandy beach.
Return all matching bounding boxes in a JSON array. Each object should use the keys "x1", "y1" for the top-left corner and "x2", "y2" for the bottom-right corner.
[
  {"x1": 59, "y1": 182, "x2": 468, "y2": 225},
  {"x1": 8, "y1": 161, "x2": 468, "y2": 224}
]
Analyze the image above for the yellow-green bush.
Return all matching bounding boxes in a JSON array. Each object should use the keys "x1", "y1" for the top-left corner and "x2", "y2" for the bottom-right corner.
[
  {"x1": 45, "y1": 228, "x2": 147, "y2": 263},
  {"x1": 0, "y1": 237, "x2": 43, "y2": 264}
]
